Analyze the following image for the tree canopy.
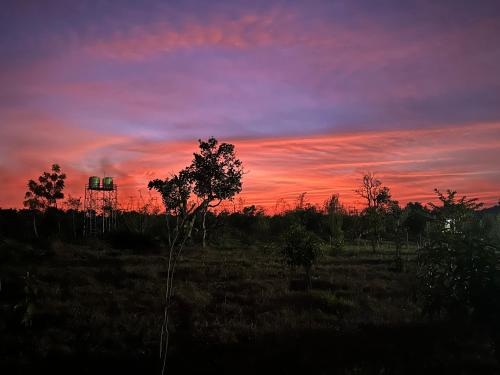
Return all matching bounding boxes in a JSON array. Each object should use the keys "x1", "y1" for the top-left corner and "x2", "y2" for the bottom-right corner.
[{"x1": 23, "y1": 164, "x2": 66, "y2": 210}]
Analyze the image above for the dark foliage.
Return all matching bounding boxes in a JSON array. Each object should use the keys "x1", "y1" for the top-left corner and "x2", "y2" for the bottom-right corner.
[
  {"x1": 417, "y1": 189, "x2": 498, "y2": 320},
  {"x1": 281, "y1": 224, "x2": 322, "y2": 289},
  {"x1": 417, "y1": 231, "x2": 497, "y2": 319}
]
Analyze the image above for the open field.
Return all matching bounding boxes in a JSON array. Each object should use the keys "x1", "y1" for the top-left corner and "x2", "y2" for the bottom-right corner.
[{"x1": 1, "y1": 238, "x2": 498, "y2": 374}]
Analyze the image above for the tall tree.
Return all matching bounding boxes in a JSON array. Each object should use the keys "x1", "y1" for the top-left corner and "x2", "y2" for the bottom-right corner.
[
  {"x1": 148, "y1": 168, "x2": 199, "y2": 375},
  {"x1": 355, "y1": 173, "x2": 392, "y2": 252},
  {"x1": 148, "y1": 137, "x2": 243, "y2": 374},
  {"x1": 189, "y1": 137, "x2": 243, "y2": 247},
  {"x1": 355, "y1": 172, "x2": 382, "y2": 208},
  {"x1": 24, "y1": 164, "x2": 66, "y2": 209},
  {"x1": 23, "y1": 164, "x2": 66, "y2": 237}
]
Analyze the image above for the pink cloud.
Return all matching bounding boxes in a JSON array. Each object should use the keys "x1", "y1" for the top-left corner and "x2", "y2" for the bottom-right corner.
[{"x1": 1, "y1": 108, "x2": 499, "y2": 212}]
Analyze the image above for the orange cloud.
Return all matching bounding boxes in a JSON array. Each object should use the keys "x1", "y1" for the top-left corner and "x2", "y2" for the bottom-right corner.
[
  {"x1": 0, "y1": 123, "x2": 500, "y2": 211},
  {"x1": 230, "y1": 123, "x2": 500, "y2": 210},
  {"x1": 1, "y1": 118, "x2": 499, "y2": 212}
]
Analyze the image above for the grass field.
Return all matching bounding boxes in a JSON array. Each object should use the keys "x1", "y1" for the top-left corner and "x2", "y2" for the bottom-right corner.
[{"x1": 1, "y1": 238, "x2": 498, "y2": 374}]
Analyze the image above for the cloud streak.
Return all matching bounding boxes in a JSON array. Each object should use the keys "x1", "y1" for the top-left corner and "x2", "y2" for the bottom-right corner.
[{"x1": 1, "y1": 118, "x2": 498, "y2": 211}]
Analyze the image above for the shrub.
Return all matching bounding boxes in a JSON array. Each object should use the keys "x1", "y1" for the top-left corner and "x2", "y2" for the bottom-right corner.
[
  {"x1": 281, "y1": 224, "x2": 322, "y2": 290},
  {"x1": 417, "y1": 231, "x2": 497, "y2": 319},
  {"x1": 417, "y1": 189, "x2": 498, "y2": 320}
]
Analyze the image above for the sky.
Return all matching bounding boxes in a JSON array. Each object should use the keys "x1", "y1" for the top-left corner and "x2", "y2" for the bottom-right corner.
[{"x1": 1, "y1": 0, "x2": 499, "y2": 212}]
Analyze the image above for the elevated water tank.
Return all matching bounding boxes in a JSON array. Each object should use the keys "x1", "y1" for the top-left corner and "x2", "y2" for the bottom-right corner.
[
  {"x1": 89, "y1": 176, "x2": 100, "y2": 190},
  {"x1": 102, "y1": 177, "x2": 114, "y2": 190}
]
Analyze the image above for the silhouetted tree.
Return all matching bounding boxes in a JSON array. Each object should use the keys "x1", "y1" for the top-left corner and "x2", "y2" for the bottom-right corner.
[
  {"x1": 356, "y1": 173, "x2": 392, "y2": 252},
  {"x1": 355, "y1": 172, "x2": 386, "y2": 208},
  {"x1": 24, "y1": 164, "x2": 66, "y2": 208},
  {"x1": 189, "y1": 137, "x2": 243, "y2": 247},
  {"x1": 23, "y1": 164, "x2": 66, "y2": 237},
  {"x1": 148, "y1": 168, "x2": 200, "y2": 375},
  {"x1": 148, "y1": 137, "x2": 243, "y2": 374},
  {"x1": 149, "y1": 169, "x2": 193, "y2": 248}
]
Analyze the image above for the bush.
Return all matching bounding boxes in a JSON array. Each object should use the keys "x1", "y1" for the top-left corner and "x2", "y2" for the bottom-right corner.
[
  {"x1": 417, "y1": 231, "x2": 497, "y2": 319},
  {"x1": 417, "y1": 189, "x2": 499, "y2": 320},
  {"x1": 281, "y1": 224, "x2": 322, "y2": 290}
]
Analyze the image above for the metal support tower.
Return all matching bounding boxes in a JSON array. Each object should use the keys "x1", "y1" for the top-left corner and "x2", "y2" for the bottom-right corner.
[{"x1": 83, "y1": 178, "x2": 118, "y2": 236}]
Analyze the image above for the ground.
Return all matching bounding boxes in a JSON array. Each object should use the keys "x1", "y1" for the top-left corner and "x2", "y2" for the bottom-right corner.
[{"x1": 0, "y1": 238, "x2": 498, "y2": 374}]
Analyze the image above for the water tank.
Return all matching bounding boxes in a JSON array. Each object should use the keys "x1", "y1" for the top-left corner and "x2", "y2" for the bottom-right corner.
[
  {"x1": 102, "y1": 177, "x2": 114, "y2": 190},
  {"x1": 89, "y1": 176, "x2": 100, "y2": 190}
]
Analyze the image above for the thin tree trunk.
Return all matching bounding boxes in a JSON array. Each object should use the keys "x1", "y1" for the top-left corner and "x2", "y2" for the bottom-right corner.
[
  {"x1": 33, "y1": 213, "x2": 38, "y2": 238},
  {"x1": 202, "y1": 208, "x2": 208, "y2": 248},
  {"x1": 160, "y1": 213, "x2": 197, "y2": 375},
  {"x1": 165, "y1": 213, "x2": 171, "y2": 247}
]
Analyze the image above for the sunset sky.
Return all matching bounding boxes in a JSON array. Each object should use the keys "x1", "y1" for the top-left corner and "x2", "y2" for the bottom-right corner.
[{"x1": 1, "y1": 0, "x2": 499, "y2": 211}]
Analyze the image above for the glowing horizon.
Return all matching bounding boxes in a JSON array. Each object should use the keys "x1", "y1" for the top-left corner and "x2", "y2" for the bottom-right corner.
[{"x1": 1, "y1": 122, "x2": 499, "y2": 213}]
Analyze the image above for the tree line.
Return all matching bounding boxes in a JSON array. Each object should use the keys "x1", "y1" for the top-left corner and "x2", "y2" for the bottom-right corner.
[{"x1": 1, "y1": 136, "x2": 498, "y2": 258}]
